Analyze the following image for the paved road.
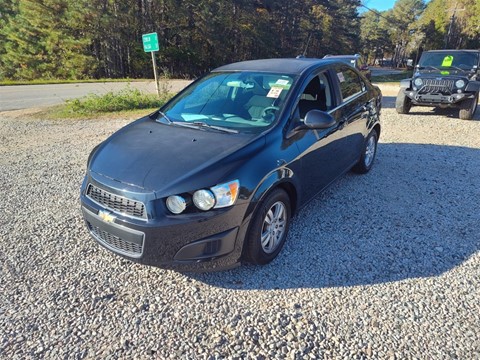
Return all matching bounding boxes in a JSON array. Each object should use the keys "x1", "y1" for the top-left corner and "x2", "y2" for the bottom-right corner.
[
  {"x1": 0, "y1": 80, "x2": 192, "y2": 111},
  {"x1": 370, "y1": 67, "x2": 406, "y2": 76},
  {"x1": 0, "y1": 69, "x2": 403, "y2": 112}
]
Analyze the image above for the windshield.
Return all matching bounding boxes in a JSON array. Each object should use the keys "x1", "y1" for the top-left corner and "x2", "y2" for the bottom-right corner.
[
  {"x1": 159, "y1": 71, "x2": 296, "y2": 133},
  {"x1": 418, "y1": 51, "x2": 479, "y2": 71}
]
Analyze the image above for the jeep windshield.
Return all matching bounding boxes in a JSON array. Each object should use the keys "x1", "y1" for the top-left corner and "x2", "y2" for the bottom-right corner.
[
  {"x1": 157, "y1": 71, "x2": 296, "y2": 134},
  {"x1": 418, "y1": 51, "x2": 479, "y2": 73}
]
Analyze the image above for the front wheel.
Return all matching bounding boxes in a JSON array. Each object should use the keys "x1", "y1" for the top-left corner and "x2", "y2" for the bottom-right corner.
[
  {"x1": 352, "y1": 130, "x2": 378, "y2": 174},
  {"x1": 244, "y1": 188, "x2": 291, "y2": 265},
  {"x1": 459, "y1": 93, "x2": 478, "y2": 120},
  {"x1": 396, "y1": 91, "x2": 412, "y2": 114}
]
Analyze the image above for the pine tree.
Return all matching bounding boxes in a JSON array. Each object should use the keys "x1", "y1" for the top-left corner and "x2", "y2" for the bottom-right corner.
[{"x1": 1, "y1": 0, "x2": 94, "y2": 80}]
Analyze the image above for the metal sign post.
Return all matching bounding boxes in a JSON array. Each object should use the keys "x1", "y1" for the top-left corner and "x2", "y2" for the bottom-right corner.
[
  {"x1": 150, "y1": 51, "x2": 159, "y2": 96},
  {"x1": 142, "y1": 32, "x2": 160, "y2": 96}
]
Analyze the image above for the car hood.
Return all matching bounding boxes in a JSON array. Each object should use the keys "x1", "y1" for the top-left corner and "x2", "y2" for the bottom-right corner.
[{"x1": 90, "y1": 117, "x2": 262, "y2": 193}]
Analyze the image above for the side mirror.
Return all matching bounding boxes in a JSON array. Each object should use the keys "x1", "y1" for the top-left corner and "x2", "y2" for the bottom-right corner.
[
  {"x1": 304, "y1": 110, "x2": 336, "y2": 129},
  {"x1": 360, "y1": 65, "x2": 369, "y2": 71}
]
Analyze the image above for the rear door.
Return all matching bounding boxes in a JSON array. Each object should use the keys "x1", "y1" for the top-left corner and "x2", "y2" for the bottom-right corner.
[{"x1": 329, "y1": 65, "x2": 371, "y2": 167}]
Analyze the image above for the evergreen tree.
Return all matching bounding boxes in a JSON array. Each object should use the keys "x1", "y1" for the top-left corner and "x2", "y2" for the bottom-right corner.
[{"x1": 1, "y1": 0, "x2": 94, "y2": 80}]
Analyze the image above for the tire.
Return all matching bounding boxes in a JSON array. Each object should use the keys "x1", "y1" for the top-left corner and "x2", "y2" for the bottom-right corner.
[
  {"x1": 244, "y1": 188, "x2": 291, "y2": 265},
  {"x1": 396, "y1": 91, "x2": 412, "y2": 114},
  {"x1": 352, "y1": 130, "x2": 378, "y2": 174},
  {"x1": 459, "y1": 92, "x2": 478, "y2": 120}
]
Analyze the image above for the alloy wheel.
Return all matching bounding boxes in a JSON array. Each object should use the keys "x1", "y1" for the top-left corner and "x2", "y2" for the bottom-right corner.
[
  {"x1": 364, "y1": 135, "x2": 376, "y2": 167},
  {"x1": 260, "y1": 201, "x2": 287, "y2": 254}
]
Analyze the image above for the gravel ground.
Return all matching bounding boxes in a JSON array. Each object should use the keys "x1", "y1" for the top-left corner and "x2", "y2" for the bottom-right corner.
[{"x1": 1, "y1": 95, "x2": 479, "y2": 359}]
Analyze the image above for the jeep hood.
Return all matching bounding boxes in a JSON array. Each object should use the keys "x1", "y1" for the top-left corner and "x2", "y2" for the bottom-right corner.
[{"x1": 416, "y1": 69, "x2": 473, "y2": 77}]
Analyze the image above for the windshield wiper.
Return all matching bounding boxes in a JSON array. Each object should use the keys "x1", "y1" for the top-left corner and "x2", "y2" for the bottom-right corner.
[
  {"x1": 156, "y1": 110, "x2": 172, "y2": 124},
  {"x1": 447, "y1": 65, "x2": 467, "y2": 72},
  {"x1": 419, "y1": 65, "x2": 441, "y2": 72},
  {"x1": 171, "y1": 121, "x2": 238, "y2": 134},
  {"x1": 193, "y1": 121, "x2": 238, "y2": 133}
]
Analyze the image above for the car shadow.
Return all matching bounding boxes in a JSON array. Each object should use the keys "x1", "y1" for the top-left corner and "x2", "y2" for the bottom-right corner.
[
  {"x1": 382, "y1": 96, "x2": 396, "y2": 109},
  {"x1": 190, "y1": 143, "x2": 480, "y2": 290},
  {"x1": 382, "y1": 96, "x2": 454, "y2": 113}
]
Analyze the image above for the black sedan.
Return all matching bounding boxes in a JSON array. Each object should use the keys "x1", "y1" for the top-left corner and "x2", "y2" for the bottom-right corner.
[{"x1": 80, "y1": 58, "x2": 382, "y2": 271}]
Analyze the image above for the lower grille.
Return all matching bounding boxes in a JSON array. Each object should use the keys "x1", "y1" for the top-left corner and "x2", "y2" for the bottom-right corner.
[
  {"x1": 87, "y1": 221, "x2": 144, "y2": 257},
  {"x1": 86, "y1": 184, "x2": 146, "y2": 219}
]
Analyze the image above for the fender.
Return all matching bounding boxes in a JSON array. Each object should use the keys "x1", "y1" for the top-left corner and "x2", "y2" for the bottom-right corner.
[
  {"x1": 465, "y1": 81, "x2": 480, "y2": 92},
  {"x1": 400, "y1": 78, "x2": 412, "y2": 89},
  {"x1": 244, "y1": 166, "x2": 299, "y2": 221}
]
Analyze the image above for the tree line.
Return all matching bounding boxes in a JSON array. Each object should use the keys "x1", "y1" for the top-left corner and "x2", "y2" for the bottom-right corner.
[
  {"x1": 360, "y1": 0, "x2": 480, "y2": 67},
  {"x1": 0, "y1": 0, "x2": 479, "y2": 81}
]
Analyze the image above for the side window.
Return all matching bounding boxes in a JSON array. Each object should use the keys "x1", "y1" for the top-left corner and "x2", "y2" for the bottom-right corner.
[
  {"x1": 297, "y1": 72, "x2": 333, "y2": 119},
  {"x1": 336, "y1": 67, "x2": 364, "y2": 101}
]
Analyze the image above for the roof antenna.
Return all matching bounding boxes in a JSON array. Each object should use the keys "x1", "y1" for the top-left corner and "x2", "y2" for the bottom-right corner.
[
  {"x1": 303, "y1": 33, "x2": 312, "y2": 57},
  {"x1": 297, "y1": 33, "x2": 312, "y2": 59}
]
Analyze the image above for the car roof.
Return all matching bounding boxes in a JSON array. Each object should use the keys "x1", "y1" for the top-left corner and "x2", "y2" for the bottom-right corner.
[
  {"x1": 323, "y1": 55, "x2": 360, "y2": 59},
  {"x1": 212, "y1": 58, "x2": 339, "y2": 75}
]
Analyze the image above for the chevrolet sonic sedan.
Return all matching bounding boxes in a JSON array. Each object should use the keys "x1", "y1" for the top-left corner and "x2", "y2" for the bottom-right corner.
[{"x1": 80, "y1": 58, "x2": 382, "y2": 271}]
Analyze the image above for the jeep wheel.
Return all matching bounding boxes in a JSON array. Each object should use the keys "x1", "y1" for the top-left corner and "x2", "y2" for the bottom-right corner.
[
  {"x1": 396, "y1": 91, "x2": 412, "y2": 114},
  {"x1": 459, "y1": 93, "x2": 478, "y2": 120}
]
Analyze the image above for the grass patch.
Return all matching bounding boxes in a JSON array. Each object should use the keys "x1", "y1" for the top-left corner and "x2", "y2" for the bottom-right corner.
[
  {"x1": 0, "y1": 78, "x2": 155, "y2": 86},
  {"x1": 371, "y1": 71, "x2": 412, "y2": 83},
  {"x1": 44, "y1": 87, "x2": 174, "y2": 119}
]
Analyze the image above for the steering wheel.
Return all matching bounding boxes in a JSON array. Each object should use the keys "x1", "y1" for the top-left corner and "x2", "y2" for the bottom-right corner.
[{"x1": 261, "y1": 106, "x2": 280, "y2": 122}]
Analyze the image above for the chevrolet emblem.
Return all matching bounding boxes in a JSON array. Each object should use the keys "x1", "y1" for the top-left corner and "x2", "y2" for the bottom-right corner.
[{"x1": 98, "y1": 210, "x2": 116, "y2": 223}]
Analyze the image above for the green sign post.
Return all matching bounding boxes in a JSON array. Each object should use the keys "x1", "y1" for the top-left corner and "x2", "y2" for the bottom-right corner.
[{"x1": 142, "y1": 32, "x2": 160, "y2": 95}]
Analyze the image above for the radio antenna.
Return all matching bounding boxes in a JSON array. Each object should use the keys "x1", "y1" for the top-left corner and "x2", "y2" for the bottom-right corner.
[{"x1": 303, "y1": 33, "x2": 312, "y2": 57}]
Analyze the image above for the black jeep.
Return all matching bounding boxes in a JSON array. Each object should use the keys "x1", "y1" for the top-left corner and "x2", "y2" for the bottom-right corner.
[{"x1": 396, "y1": 50, "x2": 480, "y2": 120}]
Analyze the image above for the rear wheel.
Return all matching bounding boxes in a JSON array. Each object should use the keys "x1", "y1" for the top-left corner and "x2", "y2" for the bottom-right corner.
[
  {"x1": 396, "y1": 91, "x2": 412, "y2": 114},
  {"x1": 459, "y1": 92, "x2": 478, "y2": 120},
  {"x1": 352, "y1": 130, "x2": 378, "y2": 174},
  {"x1": 244, "y1": 188, "x2": 291, "y2": 265}
]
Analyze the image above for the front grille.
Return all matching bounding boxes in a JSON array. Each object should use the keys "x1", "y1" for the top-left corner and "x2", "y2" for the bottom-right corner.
[
  {"x1": 87, "y1": 221, "x2": 143, "y2": 257},
  {"x1": 86, "y1": 184, "x2": 146, "y2": 219},
  {"x1": 420, "y1": 79, "x2": 454, "y2": 95}
]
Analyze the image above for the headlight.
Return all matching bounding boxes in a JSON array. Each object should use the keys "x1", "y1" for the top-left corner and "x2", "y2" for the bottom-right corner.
[
  {"x1": 166, "y1": 180, "x2": 240, "y2": 214},
  {"x1": 414, "y1": 78, "x2": 423, "y2": 87},
  {"x1": 166, "y1": 195, "x2": 187, "y2": 214},
  {"x1": 211, "y1": 180, "x2": 240, "y2": 208},
  {"x1": 455, "y1": 79, "x2": 465, "y2": 88},
  {"x1": 193, "y1": 189, "x2": 216, "y2": 211},
  {"x1": 192, "y1": 180, "x2": 240, "y2": 211}
]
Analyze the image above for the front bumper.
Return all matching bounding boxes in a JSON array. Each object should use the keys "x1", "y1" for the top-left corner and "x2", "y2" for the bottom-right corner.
[
  {"x1": 80, "y1": 174, "x2": 250, "y2": 272},
  {"x1": 404, "y1": 89, "x2": 475, "y2": 107}
]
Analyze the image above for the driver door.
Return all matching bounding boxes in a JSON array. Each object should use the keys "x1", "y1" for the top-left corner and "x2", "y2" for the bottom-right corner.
[{"x1": 292, "y1": 71, "x2": 347, "y2": 203}]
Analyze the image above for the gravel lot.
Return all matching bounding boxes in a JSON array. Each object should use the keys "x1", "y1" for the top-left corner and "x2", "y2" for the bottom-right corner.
[{"x1": 1, "y1": 92, "x2": 479, "y2": 359}]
